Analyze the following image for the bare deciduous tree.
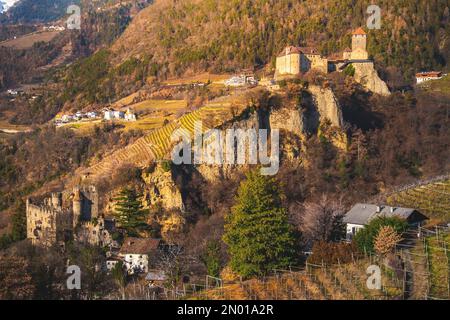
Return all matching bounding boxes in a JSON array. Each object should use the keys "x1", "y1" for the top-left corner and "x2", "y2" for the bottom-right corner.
[
  {"x1": 156, "y1": 245, "x2": 196, "y2": 290},
  {"x1": 298, "y1": 194, "x2": 346, "y2": 248}
]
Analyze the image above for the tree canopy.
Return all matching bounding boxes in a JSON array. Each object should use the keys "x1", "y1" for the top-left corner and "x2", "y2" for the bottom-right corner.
[{"x1": 223, "y1": 169, "x2": 297, "y2": 278}]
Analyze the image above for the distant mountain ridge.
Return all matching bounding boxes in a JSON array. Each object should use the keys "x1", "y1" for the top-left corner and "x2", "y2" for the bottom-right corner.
[
  {"x1": 0, "y1": 0, "x2": 79, "y2": 23},
  {"x1": 0, "y1": 0, "x2": 20, "y2": 13}
]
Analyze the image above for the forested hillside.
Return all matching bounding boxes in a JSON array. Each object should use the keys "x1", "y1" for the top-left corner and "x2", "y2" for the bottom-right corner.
[
  {"x1": 0, "y1": 2, "x2": 138, "y2": 93},
  {"x1": 56, "y1": 0, "x2": 450, "y2": 105},
  {"x1": 112, "y1": 0, "x2": 450, "y2": 81}
]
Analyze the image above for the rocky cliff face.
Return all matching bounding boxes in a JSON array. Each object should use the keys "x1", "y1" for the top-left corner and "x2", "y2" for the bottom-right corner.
[
  {"x1": 308, "y1": 85, "x2": 344, "y2": 128},
  {"x1": 352, "y1": 62, "x2": 390, "y2": 96},
  {"x1": 269, "y1": 106, "x2": 303, "y2": 136},
  {"x1": 142, "y1": 165, "x2": 184, "y2": 211}
]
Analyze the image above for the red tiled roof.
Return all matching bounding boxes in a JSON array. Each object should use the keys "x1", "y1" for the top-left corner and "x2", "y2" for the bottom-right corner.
[
  {"x1": 352, "y1": 27, "x2": 367, "y2": 35},
  {"x1": 416, "y1": 71, "x2": 442, "y2": 78},
  {"x1": 278, "y1": 46, "x2": 320, "y2": 57},
  {"x1": 119, "y1": 237, "x2": 161, "y2": 254},
  {"x1": 299, "y1": 47, "x2": 320, "y2": 55}
]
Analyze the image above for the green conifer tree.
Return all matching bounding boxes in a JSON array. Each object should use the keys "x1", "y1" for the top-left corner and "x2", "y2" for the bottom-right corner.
[
  {"x1": 113, "y1": 187, "x2": 148, "y2": 236},
  {"x1": 223, "y1": 170, "x2": 297, "y2": 278}
]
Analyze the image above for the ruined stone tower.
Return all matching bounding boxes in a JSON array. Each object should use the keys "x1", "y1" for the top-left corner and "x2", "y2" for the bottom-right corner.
[
  {"x1": 26, "y1": 193, "x2": 72, "y2": 247},
  {"x1": 72, "y1": 185, "x2": 99, "y2": 227}
]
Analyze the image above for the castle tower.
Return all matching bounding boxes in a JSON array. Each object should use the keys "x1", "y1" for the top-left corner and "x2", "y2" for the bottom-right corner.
[
  {"x1": 72, "y1": 188, "x2": 82, "y2": 227},
  {"x1": 350, "y1": 27, "x2": 368, "y2": 60},
  {"x1": 343, "y1": 47, "x2": 352, "y2": 60},
  {"x1": 87, "y1": 185, "x2": 99, "y2": 219},
  {"x1": 51, "y1": 192, "x2": 62, "y2": 209}
]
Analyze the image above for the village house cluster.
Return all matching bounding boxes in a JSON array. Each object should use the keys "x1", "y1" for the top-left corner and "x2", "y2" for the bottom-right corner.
[
  {"x1": 225, "y1": 73, "x2": 258, "y2": 87},
  {"x1": 56, "y1": 111, "x2": 99, "y2": 125},
  {"x1": 42, "y1": 25, "x2": 66, "y2": 31},
  {"x1": 103, "y1": 108, "x2": 137, "y2": 121},
  {"x1": 55, "y1": 108, "x2": 137, "y2": 126}
]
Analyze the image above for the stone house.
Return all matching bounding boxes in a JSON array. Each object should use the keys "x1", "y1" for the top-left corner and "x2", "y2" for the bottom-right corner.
[{"x1": 119, "y1": 237, "x2": 161, "y2": 275}]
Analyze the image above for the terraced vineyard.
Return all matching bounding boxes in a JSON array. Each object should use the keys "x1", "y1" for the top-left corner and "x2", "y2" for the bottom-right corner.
[
  {"x1": 387, "y1": 179, "x2": 450, "y2": 222},
  {"x1": 79, "y1": 96, "x2": 245, "y2": 180},
  {"x1": 195, "y1": 259, "x2": 403, "y2": 300},
  {"x1": 425, "y1": 233, "x2": 450, "y2": 299}
]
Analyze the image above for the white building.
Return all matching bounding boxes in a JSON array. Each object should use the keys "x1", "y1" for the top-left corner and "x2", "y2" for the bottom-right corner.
[
  {"x1": 125, "y1": 109, "x2": 137, "y2": 122},
  {"x1": 343, "y1": 203, "x2": 428, "y2": 240},
  {"x1": 105, "y1": 258, "x2": 120, "y2": 272},
  {"x1": 61, "y1": 114, "x2": 74, "y2": 123},
  {"x1": 119, "y1": 238, "x2": 161, "y2": 275},
  {"x1": 7, "y1": 89, "x2": 18, "y2": 95},
  {"x1": 87, "y1": 111, "x2": 98, "y2": 118},
  {"x1": 225, "y1": 74, "x2": 258, "y2": 87},
  {"x1": 416, "y1": 71, "x2": 443, "y2": 84},
  {"x1": 103, "y1": 110, "x2": 115, "y2": 120},
  {"x1": 113, "y1": 111, "x2": 125, "y2": 119}
]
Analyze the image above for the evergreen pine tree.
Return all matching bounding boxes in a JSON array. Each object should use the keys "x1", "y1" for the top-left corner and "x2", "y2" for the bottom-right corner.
[
  {"x1": 223, "y1": 169, "x2": 297, "y2": 278},
  {"x1": 113, "y1": 187, "x2": 148, "y2": 236},
  {"x1": 11, "y1": 200, "x2": 26, "y2": 242}
]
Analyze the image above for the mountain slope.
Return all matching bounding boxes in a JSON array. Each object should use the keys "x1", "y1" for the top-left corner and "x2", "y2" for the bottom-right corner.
[
  {"x1": 0, "y1": 0, "x2": 79, "y2": 23},
  {"x1": 111, "y1": 0, "x2": 450, "y2": 82}
]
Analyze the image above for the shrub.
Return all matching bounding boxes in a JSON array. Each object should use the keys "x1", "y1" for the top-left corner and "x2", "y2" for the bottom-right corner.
[
  {"x1": 160, "y1": 160, "x2": 172, "y2": 172},
  {"x1": 343, "y1": 64, "x2": 355, "y2": 77},
  {"x1": 308, "y1": 241, "x2": 360, "y2": 265},
  {"x1": 353, "y1": 216, "x2": 408, "y2": 254}
]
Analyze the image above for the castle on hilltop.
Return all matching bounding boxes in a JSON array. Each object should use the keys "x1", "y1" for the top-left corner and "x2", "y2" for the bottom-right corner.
[
  {"x1": 275, "y1": 27, "x2": 370, "y2": 78},
  {"x1": 26, "y1": 185, "x2": 117, "y2": 248}
]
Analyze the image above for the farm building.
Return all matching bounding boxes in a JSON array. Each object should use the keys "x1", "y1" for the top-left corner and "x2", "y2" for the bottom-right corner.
[
  {"x1": 119, "y1": 237, "x2": 161, "y2": 275},
  {"x1": 344, "y1": 203, "x2": 428, "y2": 240},
  {"x1": 416, "y1": 71, "x2": 443, "y2": 84}
]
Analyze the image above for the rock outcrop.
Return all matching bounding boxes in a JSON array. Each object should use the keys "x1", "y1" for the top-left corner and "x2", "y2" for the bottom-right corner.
[
  {"x1": 142, "y1": 164, "x2": 184, "y2": 211},
  {"x1": 352, "y1": 62, "x2": 390, "y2": 96},
  {"x1": 269, "y1": 107, "x2": 303, "y2": 136},
  {"x1": 308, "y1": 85, "x2": 344, "y2": 128}
]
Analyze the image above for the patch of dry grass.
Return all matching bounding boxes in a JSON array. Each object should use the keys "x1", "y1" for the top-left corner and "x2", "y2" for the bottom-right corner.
[{"x1": 0, "y1": 30, "x2": 61, "y2": 49}]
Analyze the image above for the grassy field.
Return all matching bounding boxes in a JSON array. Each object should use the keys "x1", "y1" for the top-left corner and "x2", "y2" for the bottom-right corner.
[
  {"x1": 0, "y1": 110, "x2": 32, "y2": 133},
  {"x1": 111, "y1": 92, "x2": 141, "y2": 108},
  {"x1": 162, "y1": 72, "x2": 231, "y2": 86},
  {"x1": 0, "y1": 30, "x2": 61, "y2": 49},
  {"x1": 387, "y1": 179, "x2": 450, "y2": 224},
  {"x1": 422, "y1": 74, "x2": 450, "y2": 95}
]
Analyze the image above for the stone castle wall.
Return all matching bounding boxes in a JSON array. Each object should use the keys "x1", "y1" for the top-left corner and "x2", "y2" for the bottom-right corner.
[
  {"x1": 26, "y1": 197, "x2": 72, "y2": 247},
  {"x1": 26, "y1": 185, "x2": 106, "y2": 248}
]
